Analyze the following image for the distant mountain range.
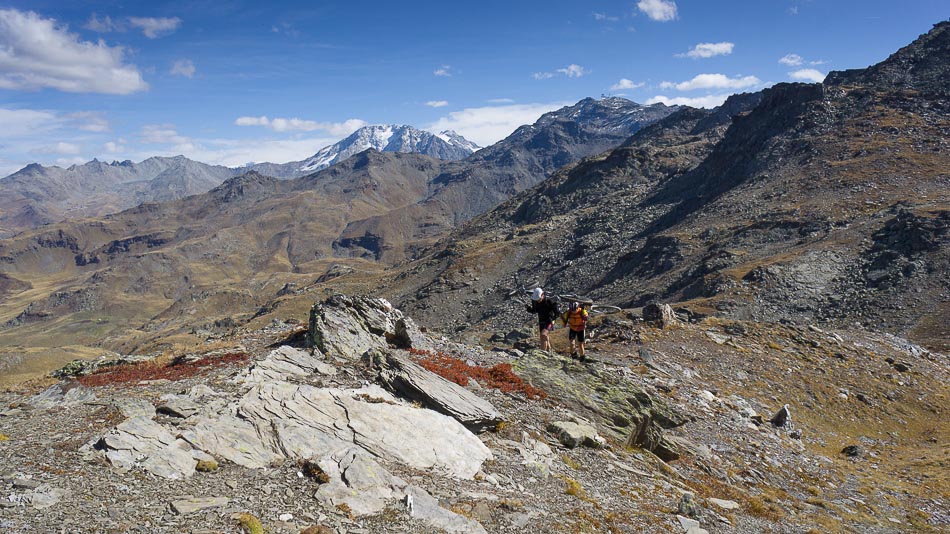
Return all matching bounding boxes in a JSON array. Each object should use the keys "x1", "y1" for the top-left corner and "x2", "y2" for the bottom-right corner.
[
  {"x1": 0, "y1": 125, "x2": 480, "y2": 237},
  {"x1": 0, "y1": 96, "x2": 675, "y2": 352}
]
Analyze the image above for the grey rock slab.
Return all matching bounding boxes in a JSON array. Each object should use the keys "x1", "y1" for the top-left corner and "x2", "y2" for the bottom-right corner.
[
  {"x1": 28, "y1": 383, "x2": 96, "y2": 409},
  {"x1": 181, "y1": 414, "x2": 282, "y2": 469},
  {"x1": 243, "y1": 345, "x2": 337, "y2": 384},
  {"x1": 546, "y1": 421, "x2": 604, "y2": 449},
  {"x1": 234, "y1": 382, "x2": 491, "y2": 479},
  {"x1": 114, "y1": 398, "x2": 155, "y2": 419},
  {"x1": 406, "y1": 485, "x2": 487, "y2": 534},
  {"x1": 170, "y1": 496, "x2": 229, "y2": 515},
  {"x1": 316, "y1": 446, "x2": 407, "y2": 517},
  {"x1": 367, "y1": 349, "x2": 502, "y2": 432},
  {"x1": 339, "y1": 387, "x2": 492, "y2": 479},
  {"x1": 708, "y1": 497, "x2": 740, "y2": 510},
  {"x1": 156, "y1": 395, "x2": 201, "y2": 418},
  {"x1": 99, "y1": 416, "x2": 196, "y2": 479},
  {"x1": 677, "y1": 515, "x2": 701, "y2": 531},
  {"x1": 28, "y1": 485, "x2": 68, "y2": 510}
]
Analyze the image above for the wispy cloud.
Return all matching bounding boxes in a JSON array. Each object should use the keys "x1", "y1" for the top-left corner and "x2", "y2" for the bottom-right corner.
[
  {"x1": 427, "y1": 101, "x2": 570, "y2": 147},
  {"x1": 677, "y1": 42, "x2": 734, "y2": 59},
  {"x1": 779, "y1": 53, "x2": 803, "y2": 66},
  {"x1": 534, "y1": 64, "x2": 588, "y2": 80},
  {"x1": 637, "y1": 0, "x2": 678, "y2": 22},
  {"x1": 170, "y1": 59, "x2": 196, "y2": 78},
  {"x1": 660, "y1": 73, "x2": 760, "y2": 91},
  {"x1": 433, "y1": 65, "x2": 452, "y2": 77},
  {"x1": 557, "y1": 64, "x2": 588, "y2": 78},
  {"x1": 610, "y1": 78, "x2": 644, "y2": 91},
  {"x1": 646, "y1": 94, "x2": 731, "y2": 108},
  {"x1": 128, "y1": 16, "x2": 181, "y2": 38},
  {"x1": 32, "y1": 142, "x2": 81, "y2": 155},
  {"x1": 593, "y1": 13, "x2": 619, "y2": 22},
  {"x1": 141, "y1": 124, "x2": 191, "y2": 146},
  {"x1": 425, "y1": 100, "x2": 449, "y2": 108},
  {"x1": 788, "y1": 6, "x2": 799, "y2": 15},
  {"x1": 67, "y1": 111, "x2": 110, "y2": 132},
  {"x1": 0, "y1": 8, "x2": 147, "y2": 94},
  {"x1": 104, "y1": 140, "x2": 126, "y2": 153},
  {"x1": 487, "y1": 98, "x2": 515, "y2": 104},
  {"x1": 789, "y1": 68, "x2": 825, "y2": 83},
  {"x1": 83, "y1": 13, "x2": 120, "y2": 33},
  {"x1": 234, "y1": 116, "x2": 367, "y2": 135}
]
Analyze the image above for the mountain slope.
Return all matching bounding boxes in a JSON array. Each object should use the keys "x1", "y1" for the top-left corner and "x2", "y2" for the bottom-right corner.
[
  {"x1": 381, "y1": 22, "x2": 949, "y2": 352},
  {"x1": 335, "y1": 98, "x2": 677, "y2": 262},
  {"x1": 0, "y1": 156, "x2": 239, "y2": 237}
]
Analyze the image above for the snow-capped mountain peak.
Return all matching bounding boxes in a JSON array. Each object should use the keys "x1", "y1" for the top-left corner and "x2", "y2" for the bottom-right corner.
[{"x1": 298, "y1": 124, "x2": 479, "y2": 173}]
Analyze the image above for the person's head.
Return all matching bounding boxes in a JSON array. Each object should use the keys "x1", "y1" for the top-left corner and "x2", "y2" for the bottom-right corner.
[
  {"x1": 531, "y1": 287, "x2": 544, "y2": 301},
  {"x1": 569, "y1": 301, "x2": 579, "y2": 312}
]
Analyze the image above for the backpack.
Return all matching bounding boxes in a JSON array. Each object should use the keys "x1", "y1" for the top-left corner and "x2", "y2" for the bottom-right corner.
[{"x1": 565, "y1": 301, "x2": 588, "y2": 330}]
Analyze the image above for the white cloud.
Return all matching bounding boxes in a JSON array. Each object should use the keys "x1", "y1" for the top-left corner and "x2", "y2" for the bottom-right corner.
[
  {"x1": 779, "y1": 53, "x2": 803, "y2": 66},
  {"x1": 33, "y1": 142, "x2": 81, "y2": 155},
  {"x1": 557, "y1": 64, "x2": 588, "y2": 78},
  {"x1": 532, "y1": 72, "x2": 554, "y2": 80},
  {"x1": 67, "y1": 111, "x2": 110, "y2": 132},
  {"x1": 0, "y1": 107, "x2": 60, "y2": 137},
  {"x1": 426, "y1": 101, "x2": 570, "y2": 147},
  {"x1": 660, "y1": 73, "x2": 761, "y2": 91},
  {"x1": 646, "y1": 94, "x2": 731, "y2": 108},
  {"x1": 610, "y1": 78, "x2": 644, "y2": 91},
  {"x1": 141, "y1": 124, "x2": 190, "y2": 145},
  {"x1": 593, "y1": 13, "x2": 619, "y2": 22},
  {"x1": 83, "y1": 14, "x2": 119, "y2": 33},
  {"x1": 128, "y1": 16, "x2": 181, "y2": 38},
  {"x1": 170, "y1": 59, "x2": 195, "y2": 78},
  {"x1": 55, "y1": 156, "x2": 87, "y2": 167},
  {"x1": 234, "y1": 116, "x2": 367, "y2": 136},
  {"x1": 0, "y1": 9, "x2": 147, "y2": 94},
  {"x1": 788, "y1": 6, "x2": 799, "y2": 15},
  {"x1": 104, "y1": 141, "x2": 126, "y2": 153},
  {"x1": 433, "y1": 65, "x2": 452, "y2": 77},
  {"x1": 637, "y1": 0, "x2": 678, "y2": 22},
  {"x1": 678, "y1": 42, "x2": 734, "y2": 59},
  {"x1": 426, "y1": 100, "x2": 449, "y2": 108},
  {"x1": 789, "y1": 68, "x2": 826, "y2": 83},
  {"x1": 487, "y1": 98, "x2": 515, "y2": 104}
]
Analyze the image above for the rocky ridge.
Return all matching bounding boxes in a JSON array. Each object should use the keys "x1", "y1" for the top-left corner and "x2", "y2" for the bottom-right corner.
[{"x1": 0, "y1": 295, "x2": 946, "y2": 533}]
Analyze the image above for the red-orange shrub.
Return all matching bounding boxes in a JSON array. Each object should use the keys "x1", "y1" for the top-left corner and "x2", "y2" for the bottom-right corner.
[
  {"x1": 77, "y1": 352, "x2": 249, "y2": 387},
  {"x1": 408, "y1": 348, "x2": 546, "y2": 400}
]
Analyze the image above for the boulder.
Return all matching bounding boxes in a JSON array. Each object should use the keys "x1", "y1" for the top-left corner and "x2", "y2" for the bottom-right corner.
[
  {"x1": 770, "y1": 404, "x2": 791, "y2": 427},
  {"x1": 643, "y1": 303, "x2": 678, "y2": 328},
  {"x1": 546, "y1": 421, "x2": 604, "y2": 449},
  {"x1": 366, "y1": 349, "x2": 502, "y2": 432},
  {"x1": 307, "y1": 295, "x2": 430, "y2": 360}
]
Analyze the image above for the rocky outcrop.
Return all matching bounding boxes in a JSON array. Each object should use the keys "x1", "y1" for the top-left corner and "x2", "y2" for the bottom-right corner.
[
  {"x1": 307, "y1": 295, "x2": 430, "y2": 359},
  {"x1": 365, "y1": 348, "x2": 502, "y2": 432}
]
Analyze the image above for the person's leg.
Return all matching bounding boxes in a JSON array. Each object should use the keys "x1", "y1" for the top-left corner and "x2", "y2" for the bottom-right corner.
[
  {"x1": 568, "y1": 329, "x2": 578, "y2": 357},
  {"x1": 539, "y1": 325, "x2": 551, "y2": 351},
  {"x1": 578, "y1": 330, "x2": 586, "y2": 359}
]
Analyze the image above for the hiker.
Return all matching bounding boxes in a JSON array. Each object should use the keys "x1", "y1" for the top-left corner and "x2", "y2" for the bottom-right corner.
[
  {"x1": 525, "y1": 287, "x2": 559, "y2": 351},
  {"x1": 562, "y1": 301, "x2": 589, "y2": 361}
]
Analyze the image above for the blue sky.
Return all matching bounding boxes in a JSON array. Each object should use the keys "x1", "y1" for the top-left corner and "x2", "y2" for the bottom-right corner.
[{"x1": 0, "y1": 1, "x2": 945, "y2": 176}]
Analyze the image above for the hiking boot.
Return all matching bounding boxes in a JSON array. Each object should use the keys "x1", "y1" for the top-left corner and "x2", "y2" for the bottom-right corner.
[{"x1": 570, "y1": 352, "x2": 578, "y2": 359}]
